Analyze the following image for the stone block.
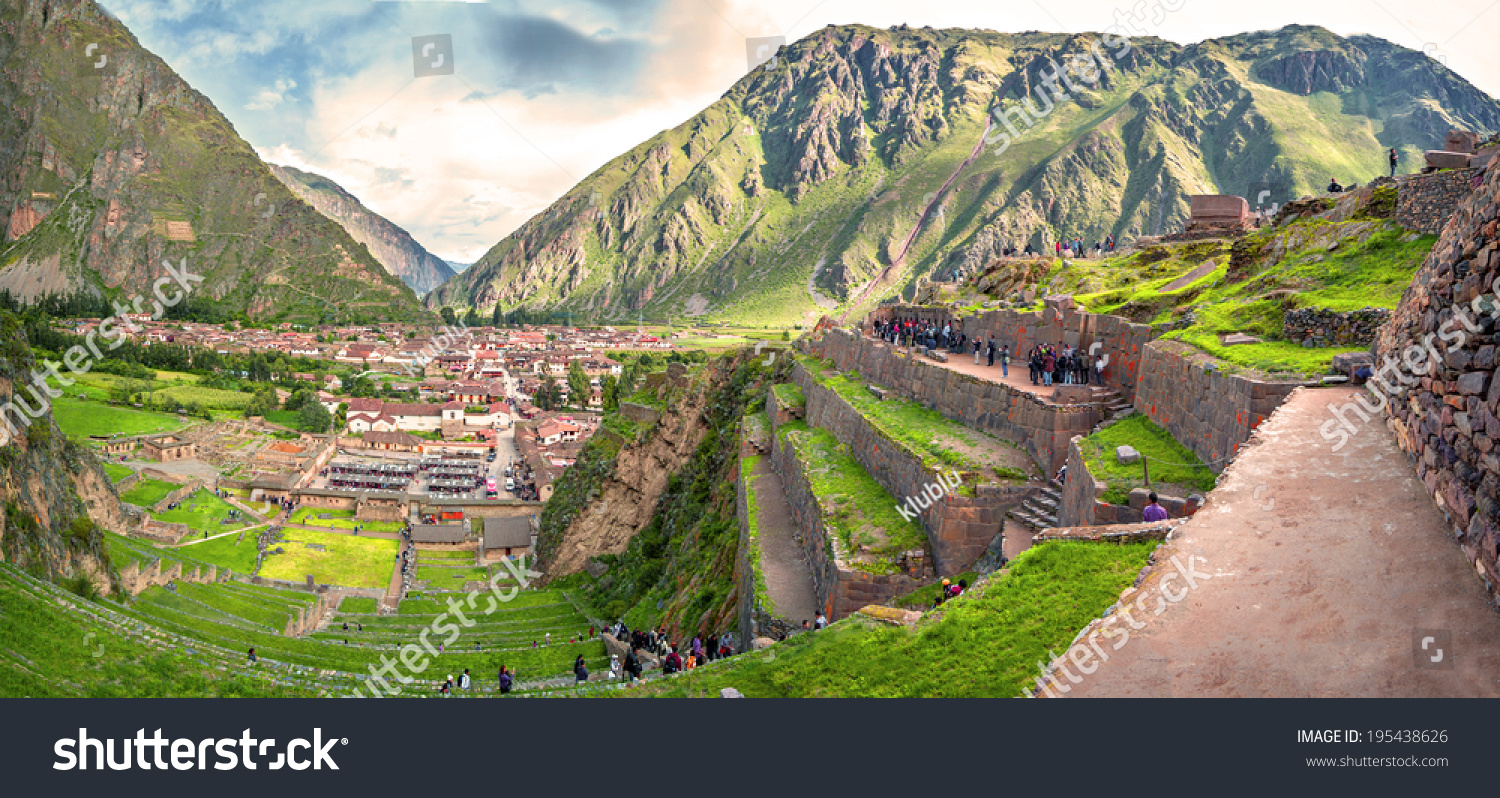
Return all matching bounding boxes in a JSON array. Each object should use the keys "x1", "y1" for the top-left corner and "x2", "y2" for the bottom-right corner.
[
  {"x1": 1426, "y1": 150, "x2": 1472, "y2": 170},
  {"x1": 1116, "y1": 445, "x2": 1141, "y2": 464}
]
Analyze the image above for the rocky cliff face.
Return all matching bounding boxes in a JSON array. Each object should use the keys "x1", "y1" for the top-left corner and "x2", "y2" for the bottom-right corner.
[
  {"x1": 0, "y1": 0, "x2": 429, "y2": 323},
  {"x1": 268, "y1": 165, "x2": 456, "y2": 296},
  {"x1": 0, "y1": 311, "x2": 121, "y2": 592},
  {"x1": 428, "y1": 24, "x2": 1500, "y2": 328},
  {"x1": 1375, "y1": 164, "x2": 1500, "y2": 603}
]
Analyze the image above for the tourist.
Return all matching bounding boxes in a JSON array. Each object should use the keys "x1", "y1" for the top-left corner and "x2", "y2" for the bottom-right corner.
[
  {"x1": 973, "y1": 337, "x2": 982, "y2": 365},
  {"x1": 1000, "y1": 345, "x2": 1010, "y2": 378},
  {"x1": 1389, "y1": 147, "x2": 1399, "y2": 177},
  {"x1": 934, "y1": 578, "x2": 951, "y2": 608},
  {"x1": 986, "y1": 337, "x2": 996, "y2": 367},
  {"x1": 498, "y1": 665, "x2": 513, "y2": 694},
  {"x1": 459, "y1": 668, "x2": 471, "y2": 691},
  {"x1": 247, "y1": 647, "x2": 257, "y2": 665},
  {"x1": 574, "y1": 655, "x2": 589, "y2": 683},
  {"x1": 625, "y1": 649, "x2": 641, "y2": 682},
  {"x1": 1041, "y1": 349, "x2": 1055, "y2": 386},
  {"x1": 815, "y1": 611, "x2": 827, "y2": 630},
  {"x1": 1327, "y1": 177, "x2": 1343, "y2": 193},
  {"x1": 1143, "y1": 492, "x2": 1169, "y2": 523}
]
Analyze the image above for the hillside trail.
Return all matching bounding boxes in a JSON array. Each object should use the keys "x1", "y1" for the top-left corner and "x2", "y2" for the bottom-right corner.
[
  {"x1": 751, "y1": 457, "x2": 820, "y2": 626},
  {"x1": 838, "y1": 118, "x2": 994, "y2": 324},
  {"x1": 1065, "y1": 387, "x2": 1500, "y2": 697}
]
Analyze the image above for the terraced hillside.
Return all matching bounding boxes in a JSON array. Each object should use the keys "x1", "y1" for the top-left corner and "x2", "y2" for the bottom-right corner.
[{"x1": 429, "y1": 24, "x2": 1500, "y2": 328}]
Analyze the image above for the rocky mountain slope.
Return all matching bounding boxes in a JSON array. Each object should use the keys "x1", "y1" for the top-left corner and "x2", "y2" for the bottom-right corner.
[
  {"x1": 268, "y1": 165, "x2": 456, "y2": 296},
  {"x1": 427, "y1": 24, "x2": 1500, "y2": 328},
  {"x1": 0, "y1": 0, "x2": 429, "y2": 323},
  {"x1": 0, "y1": 311, "x2": 121, "y2": 592}
]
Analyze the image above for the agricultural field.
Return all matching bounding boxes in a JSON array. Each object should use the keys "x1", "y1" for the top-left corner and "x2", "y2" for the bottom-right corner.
[
  {"x1": 102, "y1": 463, "x2": 134, "y2": 482},
  {"x1": 145, "y1": 385, "x2": 251, "y2": 412},
  {"x1": 171, "y1": 531, "x2": 261, "y2": 574},
  {"x1": 258, "y1": 529, "x2": 398, "y2": 589}
]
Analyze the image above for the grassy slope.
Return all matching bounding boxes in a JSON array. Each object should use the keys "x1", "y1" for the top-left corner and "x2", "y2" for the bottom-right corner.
[
  {"x1": 630, "y1": 540, "x2": 1154, "y2": 697},
  {"x1": 1080, "y1": 415, "x2": 1217, "y2": 504},
  {"x1": 258, "y1": 529, "x2": 397, "y2": 589}
]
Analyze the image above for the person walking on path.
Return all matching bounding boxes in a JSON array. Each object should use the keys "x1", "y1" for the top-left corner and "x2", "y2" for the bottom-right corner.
[
  {"x1": 986, "y1": 337, "x2": 996, "y2": 367},
  {"x1": 459, "y1": 668, "x2": 471, "y2": 692},
  {"x1": 1001, "y1": 346, "x2": 1011, "y2": 378},
  {"x1": 973, "y1": 337, "x2": 982, "y2": 365},
  {"x1": 499, "y1": 666, "x2": 513, "y2": 694},
  {"x1": 1142, "y1": 492, "x2": 1170, "y2": 523},
  {"x1": 624, "y1": 649, "x2": 641, "y2": 683},
  {"x1": 574, "y1": 655, "x2": 589, "y2": 683},
  {"x1": 1389, "y1": 148, "x2": 1399, "y2": 177}
]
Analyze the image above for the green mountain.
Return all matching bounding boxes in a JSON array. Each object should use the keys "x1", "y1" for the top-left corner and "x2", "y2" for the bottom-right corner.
[
  {"x1": 0, "y1": 0, "x2": 431, "y2": 323},
  {"x1": 268, "y1": 164, "x2": 457, "y2": 296},
  {"x1": 427, "y1": 24, "x2": 1500, "y2": 327}
]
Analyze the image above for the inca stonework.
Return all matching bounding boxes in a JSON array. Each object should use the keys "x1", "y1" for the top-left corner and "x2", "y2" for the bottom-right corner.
[{"x1": 1376, "y1": 164, "x2": 1500, "y2": 601}]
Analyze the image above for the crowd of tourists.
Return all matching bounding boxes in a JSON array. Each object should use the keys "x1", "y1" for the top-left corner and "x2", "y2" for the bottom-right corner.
[{"x1": 1026, "y1": 343, "x2": 1104, "y2": 386}]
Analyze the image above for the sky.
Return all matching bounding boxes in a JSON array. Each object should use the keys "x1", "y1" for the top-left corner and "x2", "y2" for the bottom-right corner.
[{"x1": 100, "y1": 0, "x2": 1500, "y2": 265}]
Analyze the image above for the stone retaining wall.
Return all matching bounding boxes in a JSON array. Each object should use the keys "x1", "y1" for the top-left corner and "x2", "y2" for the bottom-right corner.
[
  {"x1": 1133, "y1": 340, "x2": 1308, "y2": 471},
  {"x1": 118, "y1": 559, "x2": 219, "y2": 596},
  {"x1": 1397, "y1": 168, "x2": 1481, "y2": 235},
  {"x1": 791, "y1": 360, "x2": 1028, "y2": 573},
  {"x1": 807, "y1": 329, "x2": 1101, "y2": 473},
  {"x1": 1033, "y1": 519, "x2": 1179, "y2": 543},
  {"x1": 1283, "y1": 306, "x2": 1391, "y2": 348},
  {"x1": 1375, "y1": 163, "x2": 1500, "y2": 602},
  {"x1": 152, "y1": 478, "x2": 204, "y2": 513},
  {"x1": 769, "y1": 411, "x2": 922, "y2": 620}
]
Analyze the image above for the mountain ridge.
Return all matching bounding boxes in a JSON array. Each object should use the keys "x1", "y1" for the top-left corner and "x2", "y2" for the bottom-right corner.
[{"x1": 426, "y1": 23, "x2": 1500, "y2": 327}]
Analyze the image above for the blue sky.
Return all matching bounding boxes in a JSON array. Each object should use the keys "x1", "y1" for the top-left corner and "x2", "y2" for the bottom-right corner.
[{"x1": 99, "y1": 0, "x2": 1500, "y2": 264}]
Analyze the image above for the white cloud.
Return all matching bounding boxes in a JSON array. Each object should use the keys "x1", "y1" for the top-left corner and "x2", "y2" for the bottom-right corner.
[{"x1": 245, "y1": 78, "x2": 299, "y2": 111}]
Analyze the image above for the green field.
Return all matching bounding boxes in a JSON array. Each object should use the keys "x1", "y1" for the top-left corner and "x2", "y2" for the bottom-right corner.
[
  {"x1": 151, "y1": 488, "x2": 250, "y2": 534},
  {"x1": 50, "y1": 396, "x2": 187, "y2": 439},
  {"x1": 288, "y1": 507, "x2": 403, "y2": 534},
  {"x1": 119, "y1": 478, "x2": 178, "y2": 508},
  {"x1": 171, "y1": 531, "x2": 261, "y2": 574},
  {"x1": 102, "y1": 463, "x2": 134, "y2": 483},
  {"x1": 258, "y1": 529, "x2": 397, "y2": 589}
]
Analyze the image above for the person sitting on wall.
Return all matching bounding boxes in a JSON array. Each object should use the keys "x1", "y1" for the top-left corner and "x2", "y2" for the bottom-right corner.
[{"x1": 1327, "y1": 178, "x2": 1343, "y2": 193}]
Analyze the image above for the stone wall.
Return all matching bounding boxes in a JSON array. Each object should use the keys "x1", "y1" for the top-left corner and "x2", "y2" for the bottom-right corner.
[
  {"x1": 1375, "y1": 163, "x2": 1500, "y2": 603},
  {"x1": 151, "y1": 478, "x2": 204, "y2": 513},
  {"x1": 807, "y1": 329, "x2": 1102, "y2": 473},
  {"x1": 769, "y1": 410, "x2": 922, "y2": 620},
  {"x1": 1133, "y1": 340, "x2": 1308, "y2": 471},
  {"x1": 1033, "y1": 519, "x2": 1178, "y2": 543},
  {"x1": 1397, "y1": 168, "x2": 1481, "y2": 235},
  {"x1": 1283, "y1": 306, "x2": 1391, "y2": 348},
  {"x1": 734, "y1": 446, "x2": 797, "y2": 649},
  {"x1": 118, "y1": 559, "x2": 219, "y2": 596},
  {"x1": 791, "y1": 360, "x2": 1028, "y2": 573}
]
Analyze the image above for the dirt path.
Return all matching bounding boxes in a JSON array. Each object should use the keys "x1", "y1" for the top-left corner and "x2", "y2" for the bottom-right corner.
[
  {"x1": 751, "y1": 458, "x2": 819, "y2": 626},
  {"x1": 1067, "y1": 387, "x2": 1500, "y2": 697}
]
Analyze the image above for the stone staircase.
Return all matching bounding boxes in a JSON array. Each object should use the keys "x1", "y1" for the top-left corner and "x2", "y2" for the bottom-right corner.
[
  {"x1": 1007, "y1": 479, "x2": 1063, "y2": 532},
  {"x1": 1088, "y1": 385, "x2": 1132, "y2": 415}
]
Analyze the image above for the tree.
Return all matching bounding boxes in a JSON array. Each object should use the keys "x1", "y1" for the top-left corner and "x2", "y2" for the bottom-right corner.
[
  {"x1": 781, "y1": 329, "x2": 791, "y2": 341},
  {"x1": 567, "y1": 360, "x2": 591, "y2": 409},
  {"x1": 297, "y1": 400, "x2": 333, "y2": 433},
  {"x1": 491, "y1": 303, "x2": 502, "y2": 327},
  {"x1": 538, "y1": 374, "x2": 559, "y2": 411},
  {"x1": 245, "y1": 385, "x2": 279, "y2": 418},
  {"x1": 601, "y1": 374, "x2": 618, "y2": 411},
  {"x1": 464, "y1": 307, "x2": 480, "y2": 327},
  {"x1": 441, "y1": 307, "x2": 457, "y2": 326}
]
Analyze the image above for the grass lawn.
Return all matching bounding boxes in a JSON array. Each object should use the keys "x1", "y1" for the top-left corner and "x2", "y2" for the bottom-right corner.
[
  {"x1": 1079, "y1": 414, "x2": 1218, "y2": 504},
  {"x1": 152, "y1": 489, "x2": 249, "y2": 534},
  {"x1": 631, "y1": 540, "x2": 1156, "y2": 697},
  {"x1": 263, "y1": 409, "x2": 300, "y2": 427},
  {"x1": 119, "y1": 478, "x2": 178, "y2": 508},
  {"x1": 288, "y1": 507, "x2": 403, "y2": 534},
  {"x1": 50, "y1": 396, "x2": 187, "y2": 439},
  {"x1": 102, "y1": 463, "x2": 134, "y2": 483},
  {"x1": 414, "y1": 565, "x2": 492, "y2": 585},
  {"x1": 172, "y1": 531, "x2": 261, "y2": 574},
  {"x1": 338, "y1": 597, "x2": 379, "y2": 614},
  {"x1": 259, "y1": 529, "x2": 398, "y2": 589}
]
